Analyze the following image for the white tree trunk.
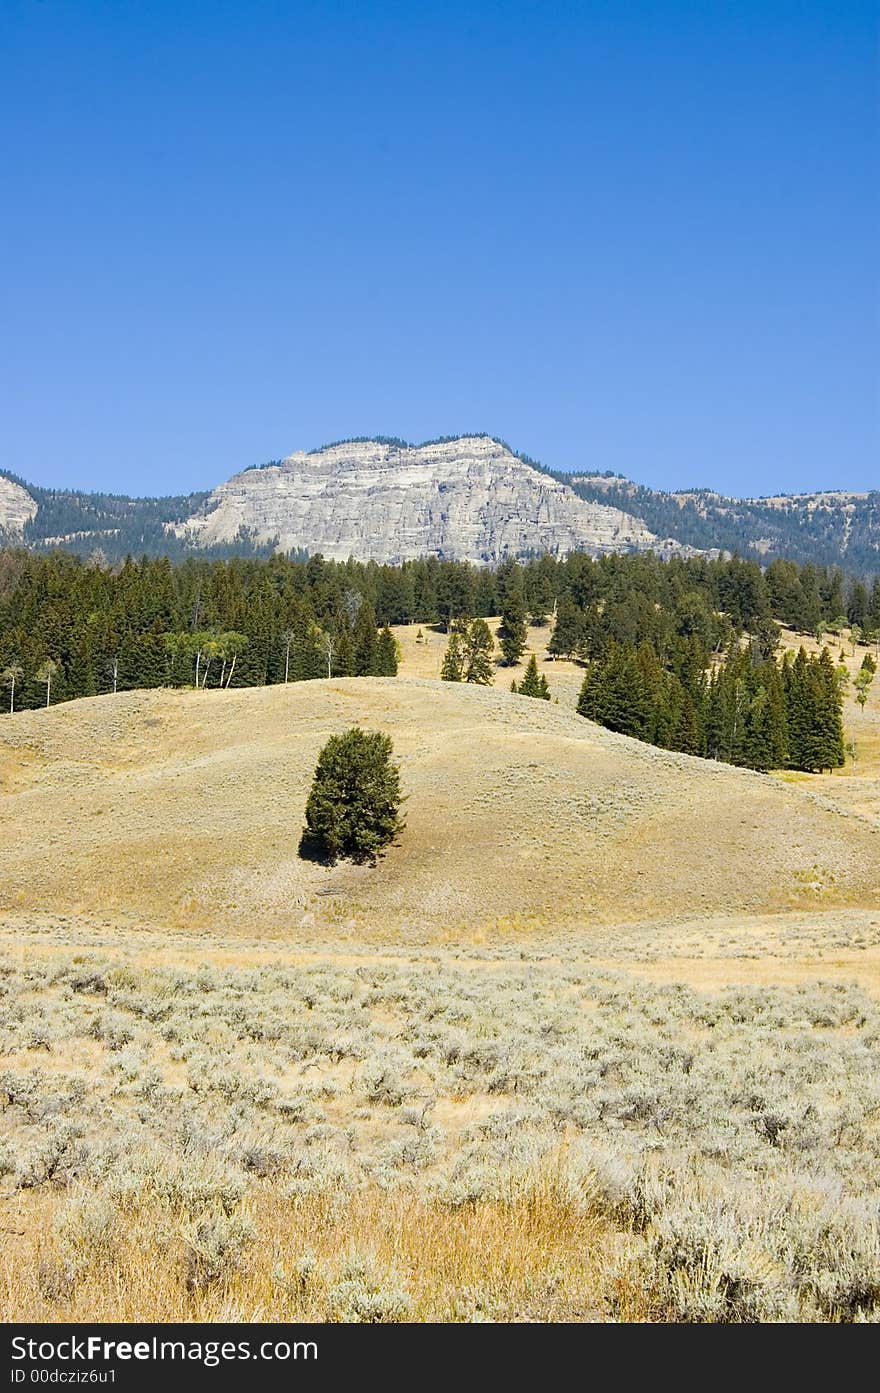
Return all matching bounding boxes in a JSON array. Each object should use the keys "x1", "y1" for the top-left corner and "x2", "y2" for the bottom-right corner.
[{"x1": 225, "y1": 655, "x2": 236, "y2": 688}]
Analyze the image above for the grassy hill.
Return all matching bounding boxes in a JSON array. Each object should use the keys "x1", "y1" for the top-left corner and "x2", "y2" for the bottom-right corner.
[
  {"x1": 3, "y1": 664, "x2": 880, "y2": 1321},
  {"x1": 1, "y1": 672, "x2": 877, "y2": 938}
]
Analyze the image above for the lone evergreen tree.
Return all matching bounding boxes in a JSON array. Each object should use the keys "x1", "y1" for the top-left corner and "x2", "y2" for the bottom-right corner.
[
  {"x1": 302, "y1": 727, "x2": 405, "y2": 864},
  {"x1": 514, "y1": 653, "x2": 550, "y2": 699}
]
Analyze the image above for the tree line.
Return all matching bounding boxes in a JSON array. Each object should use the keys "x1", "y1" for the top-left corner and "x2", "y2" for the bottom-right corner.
[
  {"x1": 0, "y1": 547, "x2": 874, "y2": 774},
  {"x1": 575, "y1": 638, "x2": 850, "y2": 773},
  {"x1": 432, "y1": 553, "x2": 860, "y2": 772}
]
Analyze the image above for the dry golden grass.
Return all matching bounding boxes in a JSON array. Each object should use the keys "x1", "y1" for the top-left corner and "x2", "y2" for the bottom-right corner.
[
  {"x1": 2, "y1": 626, "x2": 879, "y2": 1323},
  {"x1": 392, "y1": 616, "x2": 586, "y2": 705},
  {"x1": 0, "y1": 1174, "x2": 625, "y2": 1323},
  {"x1": 0, "y1": 672, "x2": 877, "y2": 941},
  {"x1": 3, "y1": 912, "x2": 880, "y2": 1323}
]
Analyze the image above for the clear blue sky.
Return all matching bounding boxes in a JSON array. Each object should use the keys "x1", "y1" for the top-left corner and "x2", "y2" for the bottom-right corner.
[{"x1": 1, "y1": 0, "x2": 877, "y2": 498}]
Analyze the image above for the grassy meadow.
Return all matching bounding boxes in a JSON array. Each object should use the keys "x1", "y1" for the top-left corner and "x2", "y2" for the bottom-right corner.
[{"x1": 1, "y1": 620, "x2": 879, "y2": 1321}]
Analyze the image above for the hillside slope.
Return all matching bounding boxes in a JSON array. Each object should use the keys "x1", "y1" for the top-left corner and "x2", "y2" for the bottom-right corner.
[
  {"x1": 569, "y1": 473, "x2": 879, "y2": 573},
  {"x1": 0, "y1": 678, "x2": 877, "y2": 936}
]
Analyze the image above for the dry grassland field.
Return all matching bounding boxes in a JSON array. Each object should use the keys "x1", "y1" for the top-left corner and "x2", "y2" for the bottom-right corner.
[{"x1": 1, "y1": 621, "x2": 879, "y2": 1322}]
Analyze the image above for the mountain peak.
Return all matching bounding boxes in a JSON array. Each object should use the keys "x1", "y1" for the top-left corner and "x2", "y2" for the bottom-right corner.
[{"x1": 176, "y1": 435, "x2": 667, "y2": 563}]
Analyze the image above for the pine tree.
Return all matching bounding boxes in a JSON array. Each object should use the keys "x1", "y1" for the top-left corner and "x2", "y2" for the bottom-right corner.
[
  {"x1": 498, "y1": 590, "x2": 527, "y2": 666},
  {"x1": 813, "y1": 648, "x2": 846, "y2": 771},
  {"x1": 515, "y1": 654, "x2": 550, "y2": 699},
  {"x1": 577, "y1": 644, "x2": 652, "y2": 739},
  {"x1": 440, "y1": 632, "x2": 464, "y2": 681},
  {"x1": 333, "y1": 617, "x2": 355, "y2": 676},
  {"x1": 301, "y1": 727, "x2": 405, "y2": 864},
  {"x1": 67, "y1": 634, "x2": 98, "y2": 700},
  {"x1": 461, "y1": 619, "x2": 494, "y2": 684},
  {"x1": 783, "y1": 648, "x2": 810, "y2": 770},
  {"x1": 375, "y1": 625, "x2": 399, "y2": 676},
  {"x1": 869, "y1": 577, "x2": 880, "y2": 633},
  {"x1": 290, "y1": 612, "x2": 323, "y2": 681},
  {"x1": 547, "y1": 595, "x2": 582, "y2": 658},
  {"x1": 353, "y1": 600, "x2": 378, "y2": 676},
  {"x1": 671, "y1": 691, "x2": 701, "y2": 755}
]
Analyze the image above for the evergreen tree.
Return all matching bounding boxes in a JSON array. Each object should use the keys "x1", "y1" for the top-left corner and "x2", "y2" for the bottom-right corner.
[
  {"x1": 813, "y1": 648, "x2": 846, "y2": 771},
  {"x1": 353, "y1": 600, "x2": 379, "y2": 676},
  {"x1": 498, "y1": 589, "x2": 527, "y2": 666},
  {"x1": 333, "y1": 616, "x2": 355, "y2": 676},
  {"x1": 290, "y1": 612, "x2": 323, "y2": 681},
  {"x1": 547, "y1": 595, "x2": 582, "y2": 658},
  {"x1": 515, "y1": 654, "x2": 550, "y2": 699},
  {"x1": 67, "y1": 634, "x2": 98, "y2": 700},
  {"x1": 671, "y1": 691, "x2": 702, "y2": 755},
  {"x1": 461, "y1": 619, "x2": 494, "y2": 684},
  {"x1": 848, "y1": 580, "x2": 870, "y2": 628},
  {"x1": 784, "y1": 646, "x2": 845, "y2": 772},
  {"x1": 375, "y1": 625, "x2": 399, "y2": 676},
  {"x1": 302, "y1": 727, "x2": 405, "y2": 864},
  {"x1": 440, "y1": 632, "x2": 464, "y2": 681},
  {"x1": 577, "y1": 645, "x2": 652, "y2": 740},
  {"x1": 870, "y1": 577, "x2": 880, "y2": 633}
]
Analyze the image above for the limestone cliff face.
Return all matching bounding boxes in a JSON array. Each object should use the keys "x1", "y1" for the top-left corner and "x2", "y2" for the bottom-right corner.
[
  {"x1": 0, "y1": 476, "x2": 37, "y2": 536},
  {"x1": 177, "y1": 436, "x2": 672, "y2": 562}
]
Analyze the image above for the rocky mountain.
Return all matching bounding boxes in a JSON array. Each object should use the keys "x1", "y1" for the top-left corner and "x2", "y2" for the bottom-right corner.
[
  {"x1": 0, "y1": 475, "x2": 38, "y2": 538},
  {"x1": 174, "y1": 436, "x2": 674, "y2": 563},
  {"x1": 0, "y1": 436, "x2": 876, "y2": 571}
]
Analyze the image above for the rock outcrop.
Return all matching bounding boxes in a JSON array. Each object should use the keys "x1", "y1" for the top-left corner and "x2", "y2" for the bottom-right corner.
[
  {"x1": 177, "y1": 436, "x2": 674, "y2": 562},
  {"x1": 0, "y1": 475, "x2": 37, "y2": 537}
]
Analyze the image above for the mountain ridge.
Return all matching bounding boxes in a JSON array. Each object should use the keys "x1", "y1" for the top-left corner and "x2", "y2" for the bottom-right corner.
[
  {"x1": 1, "y1": 434, "x2": 876, "y2": 572},
  {"x1": 175, "y1": 435, "x2": 680, "y2": 563}
]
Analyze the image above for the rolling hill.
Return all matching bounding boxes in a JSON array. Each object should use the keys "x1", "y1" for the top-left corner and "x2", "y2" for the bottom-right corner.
[{"x1": 0, "y1": 675, "x2": 877, "y2": 937}]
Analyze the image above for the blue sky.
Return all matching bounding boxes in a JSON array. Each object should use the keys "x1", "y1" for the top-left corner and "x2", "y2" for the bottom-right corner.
[{"x1": 1, "y1": 0, "x2": 876, "y2": 497}]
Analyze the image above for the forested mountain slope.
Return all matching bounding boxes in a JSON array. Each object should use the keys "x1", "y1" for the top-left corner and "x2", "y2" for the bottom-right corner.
[
  {"x1": 567, "y1": 473, "x2": 879, "y2": 575},
  {"x1": 1, "y1": 434, "x2": 876, "y2": 572}
]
